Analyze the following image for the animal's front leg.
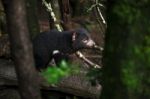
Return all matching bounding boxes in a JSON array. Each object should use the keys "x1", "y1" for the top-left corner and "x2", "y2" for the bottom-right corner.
[{"x1": 53, "y1": 50, "x2": 70, "y2": 66}]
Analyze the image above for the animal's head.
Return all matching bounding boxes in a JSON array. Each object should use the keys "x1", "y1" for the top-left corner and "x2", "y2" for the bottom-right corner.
[{"x1": 71, "y1": 28, "x2": 96, "y2": 50}]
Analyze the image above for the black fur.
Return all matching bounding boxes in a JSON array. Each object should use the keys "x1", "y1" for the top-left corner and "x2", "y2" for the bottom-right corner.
[{"x1": 33, "y1": 28, "x2": 95, "y2": 69}]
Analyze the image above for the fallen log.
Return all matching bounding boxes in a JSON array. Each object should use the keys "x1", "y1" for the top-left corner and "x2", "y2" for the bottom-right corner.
[{"x1": 0, "y1": 59, "x2": 101, "y2": 99}]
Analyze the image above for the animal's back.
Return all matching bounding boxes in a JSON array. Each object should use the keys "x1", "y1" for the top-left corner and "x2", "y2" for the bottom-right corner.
[{"x1": 33, "y1": 30, "x2": 61, "y2": 69}]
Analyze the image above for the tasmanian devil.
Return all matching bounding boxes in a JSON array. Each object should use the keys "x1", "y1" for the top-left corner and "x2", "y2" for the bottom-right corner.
[{"x1": 33, "y1": 28, "x2": 96, "y2": 69}]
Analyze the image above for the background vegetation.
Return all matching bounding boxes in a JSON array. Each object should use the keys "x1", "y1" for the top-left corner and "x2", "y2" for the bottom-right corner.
[
  {"x1": 101, "y1": 0, "x2": 150, "y2": 99},
  {"x1": 0, "y1": 0, "x2": 150, "y2": 99}
]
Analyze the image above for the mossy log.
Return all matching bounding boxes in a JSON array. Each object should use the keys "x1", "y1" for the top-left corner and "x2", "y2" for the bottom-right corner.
[{"x1": 0, "y1": 59, "x2": 101, "y2": 99}]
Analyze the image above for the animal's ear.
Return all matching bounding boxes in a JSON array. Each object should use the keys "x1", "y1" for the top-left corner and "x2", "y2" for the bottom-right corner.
[{"x1": 72, "y1": 32, "x2": 77, "y2": 41}]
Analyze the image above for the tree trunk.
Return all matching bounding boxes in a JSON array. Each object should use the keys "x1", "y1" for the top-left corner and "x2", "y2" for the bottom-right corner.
[
  {"x1": 101, "y1": 1, "x2": 129, "y2": 99},
  {"x1": 58, "y1": 0, "x2": 72, "y2": 30},
  {"x1": 25, "y1": 0, "x2": 40, "y2": 39},
  {"x1": 2, "y1": 0, "x2": 41, "y2": 99}
]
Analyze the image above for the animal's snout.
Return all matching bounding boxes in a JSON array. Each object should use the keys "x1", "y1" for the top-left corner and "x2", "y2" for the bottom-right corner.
[{"x1": 86, "y1": 39, "x2": 96, "y2": 47}]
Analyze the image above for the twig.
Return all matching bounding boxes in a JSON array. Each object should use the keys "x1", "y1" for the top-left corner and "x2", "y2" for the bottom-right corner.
[
  {"x1": 95, "y1": 0, "x2": 106, "y2": 25},
  {"x1": 87, "y1": 0, "x2": 106, "y2": 25},
  {"x1": 42, "y1": 0, "x2": 62, "y2": 31},
  {"x1": 76, "y1": 51, "x2": 101, "y2": 69},
  {"x1": 87, "y1": 3, "x2": 104, "y2": 12}
]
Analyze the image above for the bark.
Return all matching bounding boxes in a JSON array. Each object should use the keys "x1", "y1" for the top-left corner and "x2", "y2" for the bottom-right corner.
[
  {"x1": 101, "y1": 0, "x2": 131, "y2": 99},
  {"x1": 25, "y1": 0, "x2": 40, "y2": 39},
  {"x1": 2, "y1": 0, "x2": 41, "y2": 99},
  {"x1": 58, "y1": 0, "x2": 72, "y2": 30}
]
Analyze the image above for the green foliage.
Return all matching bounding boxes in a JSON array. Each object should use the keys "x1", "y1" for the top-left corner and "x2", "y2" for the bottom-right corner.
[
  {"x1": 113, "y1": 1, "x2": 141, "y2": 25},
  {"x1": 102, "y1": 0, "x2": 150, "y2": 99},
  {"x1": 41, "y1": 60, "x2": 79, "y2": 84},
  {"x1": 122, "y1": 36, "x2": 150, "y2": 97}
]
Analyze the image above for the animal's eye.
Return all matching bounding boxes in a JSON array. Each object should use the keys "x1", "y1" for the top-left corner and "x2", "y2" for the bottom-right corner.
[{"x1": 82, "y1": 38, "x2": 88, "y2": 43}]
